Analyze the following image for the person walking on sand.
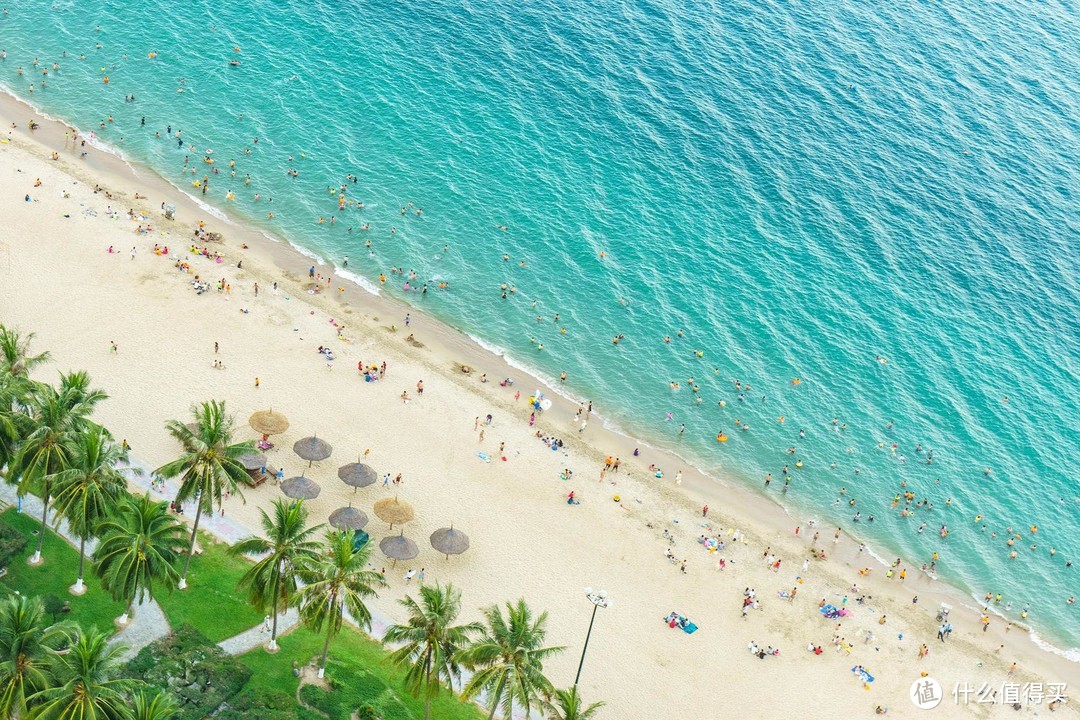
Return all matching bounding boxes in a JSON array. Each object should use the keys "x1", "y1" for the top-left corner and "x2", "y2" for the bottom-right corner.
[
  {"x1": 702, "y1": 504, "x2": 709, "y2": 517},
  {"x1": 255, "y1": 377, "x2": 260, "y2": 388},
  {"x1": 675, "y1": 470, "x2": 683, "y2": 485},
  {"x1": 416, "y1": 379, "x2": 424, "y2": 396},
  {"x1": 130, "y1": 246, "x2": 136, "y2": 260}
]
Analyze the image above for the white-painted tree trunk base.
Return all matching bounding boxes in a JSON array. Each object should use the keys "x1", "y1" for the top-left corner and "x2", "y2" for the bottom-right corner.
[{"x1": 69, "y1": 578, "x2": 87, "y2": 596}]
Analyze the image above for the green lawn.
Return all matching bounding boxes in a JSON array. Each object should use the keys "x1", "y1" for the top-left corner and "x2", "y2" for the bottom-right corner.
[
  {"x1": 0, "y1": 508, "x2": 128, "y2": 634},
  {"x1": 239, "y1": 626, "x2": 485, "y2": 720},
  {"x1": 156, "y1": 533, "x2": 264, "y2": 642}
]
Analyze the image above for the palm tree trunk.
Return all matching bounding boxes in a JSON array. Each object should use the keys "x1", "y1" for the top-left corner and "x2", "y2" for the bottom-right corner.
[
  {"x1": 179, "y1": 499, "x2": 204, "y2": 589},
  {"x1": 268, "y1": 568, "x2": 281, "y2": 651},
  {"x1": 31, "y1": 487, "x2": 49, "y2": 564},
  {"x1": 73, "y1": 533, "x2": 87, "y2": 593},
  {"x1": 424, "y1": 663, "x2": 432, "y2": 720},
  {"x1": 318, "y1": 624, "x2": 333, "y2": 679}
]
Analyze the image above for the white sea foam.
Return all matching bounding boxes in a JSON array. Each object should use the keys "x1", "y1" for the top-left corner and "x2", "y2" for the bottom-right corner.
[
  {"x1": 465, "y1": 333, "x2": 584, "y2": 403},
  {"x1": 287, "y1": 241, "x2": 325, "y2": 265},
  {"x1": 334, "y1": 268, "x2": 381, "y2": 296},
  {"x1": 1029, "y1": 630, "x2": 1080, "y2": 663},
  {"x1": 966, "y1": 593, "x2": 1080, "y2": 663}
]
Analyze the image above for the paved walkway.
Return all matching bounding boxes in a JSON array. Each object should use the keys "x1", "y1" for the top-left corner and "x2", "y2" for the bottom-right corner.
[
  {"x1": 217, "y1": 607, "x2": 301, "y2": 654},
  {"x1": 115, "y1": 595, "x2": 170, "y2": 662},
  {"x1": 122, "y1": 454, "x2": 255, "y2": 545}
]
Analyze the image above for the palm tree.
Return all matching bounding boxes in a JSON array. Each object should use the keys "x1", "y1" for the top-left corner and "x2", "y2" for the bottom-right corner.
[
  {"x1": 231, "y1": 498, "x2": 323, "y2": 651},
  {"x1": 542, "y1": 686, "x2": 605, "y2": 720},
  {"x1": 125, "y1": 690, "x2": 179, "y2": 720},
  {"x1": 297, "y1": 530, "x2": 386, "y2": 678},
  {"x1": 0, "y1": 595, "x2": 69, "y2": 719},
  {"x1": 384, "y1": 583, "x2": 482, "y2": 720},
  {"x1": 0, "y1": 325, "x2": 51, "y2": 379},
  {"x1": 0, "y1": 325, "x2": 49, "y2": 475},
  {"x1": 26, "y1": 627, "x2": 135, "y2": 720},
  {"x1": 0, "y1": 375, "x2": 25, "y2": 474},
  {"x1": 51, "y1": 424, "x2": 133, "y2": 594},
  {"x1": 15, "y1": 371, "x2": 107, "y2": 564},
  {"x1": 459, "y1": 599, "x2": 565, "y2": 720},
  {"x1": 155, "y1": 400, "x2": 252, "y2": 589},
  {"x1": 93, "y1": 493, "x2": 186, "y2": 624}
]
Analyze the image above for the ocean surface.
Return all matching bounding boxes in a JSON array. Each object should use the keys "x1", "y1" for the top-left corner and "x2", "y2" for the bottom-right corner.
[{"x1": 2, "y1": 0, "x2": 1078, "y2": 654}]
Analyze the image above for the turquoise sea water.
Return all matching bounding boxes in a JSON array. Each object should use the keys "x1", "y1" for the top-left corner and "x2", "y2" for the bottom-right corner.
[{"x1": 2, "y1": 0, "x2": 1078, "y2": 653}]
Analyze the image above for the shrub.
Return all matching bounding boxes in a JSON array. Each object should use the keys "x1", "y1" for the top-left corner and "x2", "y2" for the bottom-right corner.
[
  {"x1": 216, "y1": 688, "x2": 296, "y2": 720},
  {"x1": 126, "y1": 625, "x2": 253, "y2": 720},
  {"x1": 0, "y1": 520, "x2": 28, "y2": 568},
  {"x1": 356, "y1": 706, "x2": 381, "y2": 720}
]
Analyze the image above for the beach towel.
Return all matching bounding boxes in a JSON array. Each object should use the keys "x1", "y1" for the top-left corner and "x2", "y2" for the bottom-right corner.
[
  {"x1": 681, "y1": 622, "x2": 698, "y2": 634},
  {"x1": 477, "y1": 452, "x2": 491, "y2": 463}
]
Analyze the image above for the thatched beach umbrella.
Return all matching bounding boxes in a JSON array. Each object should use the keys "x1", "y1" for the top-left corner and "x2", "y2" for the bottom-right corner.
[
  {"x1": 294, "y1": 435, "x2": 332, "y2": 467},
  {"x1": 373, "y1": 497, "x2": 415, "y2": 530},
  {"x1": 429, "y1": 525, "x2": 470, "y2": 560},
  {"x1": 379, "y1": 532, "x2": 418, "y2": 567},
  {"x1": 238, "y1": 451, "x2": 267, "y2": 471},
  {"x1": 249, "y1": 409, "x2": 289, "y2": 435},
  {"x1": 337, "y1": 461, "x2": 377, "y2": 498},
  {"x1": 281, "y1": 475, "x2": 321, "y2": 500},
  {"x1": 329, "y1": 506, "x2": 368, "y2": 531}
]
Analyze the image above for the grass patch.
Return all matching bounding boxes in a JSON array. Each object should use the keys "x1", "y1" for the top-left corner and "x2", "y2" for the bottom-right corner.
[
  {"x1": 239, "y1": 626, "x2": 484, "y2": 720},
  {"x1": 156, "y1": 533, "x2": 264, "y2": 642},
  {"x1": 0, "y1": 508, "x2": 127, "y2": 635}
]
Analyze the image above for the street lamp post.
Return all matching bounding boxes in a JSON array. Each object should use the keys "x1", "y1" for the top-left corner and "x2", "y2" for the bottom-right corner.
[{"x1": 574, "y1": 587, "x2": 612, "y2": 686}]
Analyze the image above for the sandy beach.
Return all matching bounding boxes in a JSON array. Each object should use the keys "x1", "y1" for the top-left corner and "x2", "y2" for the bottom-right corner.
[{"x1": 1, "y1": 95, "x2": 1076, "y2": 719}]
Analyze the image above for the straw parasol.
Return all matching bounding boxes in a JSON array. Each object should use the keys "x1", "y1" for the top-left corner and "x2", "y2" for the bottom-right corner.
[
  {"x1": 294, "y1": 435, "x2": 332, "y2": 467},
  {"x1": 379, "y1": 531, "x2": 418, "y2": 566},
  {"x1": 429, "y1": 525, "x2": 470, "y2": 560},
  {"x1": 249, "y1": 409, "x2": 289, "y2": 435},
  {"x1": 238, "y1": 451, "x2": 267, "y2": 471},
  {"x1": 281, "y1": 475, "x2": 321, "y2": 500},
  {"x1": 329, "y1": 506, "x2": 368, "y2": 531},
  {"x1": 338, "y1": 462, "x2": 377, "y2": 490},
  {"x1": 373, "y1": 497, "x2": 415, "y2": 530}
]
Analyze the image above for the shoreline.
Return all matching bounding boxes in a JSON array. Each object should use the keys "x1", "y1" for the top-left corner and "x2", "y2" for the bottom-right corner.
[
  {"x1": 2, "y1": 87, "x2": 1077, "y2": 716},
  {"x1": 2, "y1": 84, "x2": 1076, "y2": 663}
]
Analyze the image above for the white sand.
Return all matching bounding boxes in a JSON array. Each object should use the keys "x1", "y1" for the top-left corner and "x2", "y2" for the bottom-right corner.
[{"x1": 1, "y1": 99, "x2": 1076, "y2": 719}]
